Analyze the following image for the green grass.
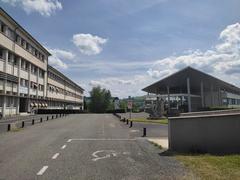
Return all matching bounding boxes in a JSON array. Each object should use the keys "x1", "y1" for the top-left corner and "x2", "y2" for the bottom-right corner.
[
  {"x1": 149, "y1": 141, "x2": 163, "y2": 149},
  {"x1": 176, "y1": 154, "x2": 240, "y2": 180},
  {"x1": 130, "y1": 118, "x2": 168, "y2": 124}
]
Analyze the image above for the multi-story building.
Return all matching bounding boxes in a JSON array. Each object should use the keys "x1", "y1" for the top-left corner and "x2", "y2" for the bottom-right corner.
[
  {"x1": 143, "y1": 66, "x2": 240, "y2": 113},
  {"x1": 0, "y1": 8, "x2": 84, "y2": 117}
]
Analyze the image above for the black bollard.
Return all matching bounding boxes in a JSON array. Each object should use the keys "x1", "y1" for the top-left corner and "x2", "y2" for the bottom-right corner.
[
  {"x1": 52, "y1": 115, "x2": 54, "y2": 119},
  {"x1": 40, "y1": 118, "x2": 43, "y2": 123},
  {"x1": 22, "y1": 121, "x2": 25, "y2": 128},
  {"x1": 142, "y1": 127, "x2": 146, "y2": 137},
  {"x1": 56, "y1": 114, "x2": 58, "y2": 118},
  {"x1": 32, "y1": 119, "x2": 35, "y2": 125},
  {"x1": 47, "y1": 116, "x2": 49, "y2": 121},
  {"x1": 129, "y1": 121, "x2": 133, "y2": 128},
  {"x1": 7, "y1": 124, "x2": 11, "y2": 131},
  {"x1": 126, "y1": 119, "x2": 129, "y2": 125}
]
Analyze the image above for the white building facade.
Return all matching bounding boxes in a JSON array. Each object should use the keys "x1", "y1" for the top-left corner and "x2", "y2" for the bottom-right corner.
[{"x1": 0, "y1": 8, "x2": 84, "y2": 117}]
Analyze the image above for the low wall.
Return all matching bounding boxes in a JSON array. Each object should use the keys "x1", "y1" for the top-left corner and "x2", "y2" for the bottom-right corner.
[
  {"x1": 168, "y1": 113, "x2": 240, "y2": 153},
  {"x1": 180, "y1": 108, "x2": 240, "y2": 117}
]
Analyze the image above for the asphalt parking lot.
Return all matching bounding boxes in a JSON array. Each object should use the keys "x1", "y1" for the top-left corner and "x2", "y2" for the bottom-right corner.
[{"x1": 0, "y1": 114, "x2": 188, "y2": 180}]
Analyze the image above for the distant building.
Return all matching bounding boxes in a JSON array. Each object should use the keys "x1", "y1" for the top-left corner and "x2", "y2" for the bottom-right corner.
[
  {"x1": 0, "y1": 8, "x2": 84, "y2": 117},
  {"x1": 113, "y1": 97, "x2": 120, "y2": 110},
  {"x1": 142, "y1": 66, "x2": 240, "y2": 112}
]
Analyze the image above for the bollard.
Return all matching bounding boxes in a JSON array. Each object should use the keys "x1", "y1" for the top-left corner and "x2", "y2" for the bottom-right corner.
[
  {"x1": 126, "y1": 119, "x2": 129, "y2": 125},
  {"x1": 123, "y1": 118, "x2": 126, "y2": 122},
  {"x1": 142, "y1": 127, "x2": 146, "y2": 137},
  {"x1": 32, "y1": 119, "x2": 35, "y2": 125},
  {"x1": 129, "y1": 121, "x2": 133, "y2": 128},
  {"x1": 47, "y1": 116, "x2": 49, "y2": 121},
  {"x1": 52, "y1": 115, "x2": 54, "y2": 119},
  {"x1": 60, "y1": 114, "x2": 61, "y2": 118},
  {"x1": 56, "y1": 114, "x2": 58, "y2": 118},
  {"x1": 22, "y1": 121, "x2": 25, "y2": 128},
  {"x1": 40, "y1": 118, "x2": 43, "y2": 123},
  {"x1": 7, "y1": 124, "x2": 11, "y2": 131}
]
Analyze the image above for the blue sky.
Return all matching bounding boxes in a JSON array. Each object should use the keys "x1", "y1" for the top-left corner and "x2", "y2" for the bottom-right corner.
[{"x1": 1, "y1": 0, "x2": 240, "y2": 97}]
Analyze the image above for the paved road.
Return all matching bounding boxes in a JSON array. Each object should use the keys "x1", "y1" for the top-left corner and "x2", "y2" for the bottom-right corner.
[{"x1": 0, "y1": 114, "x2": 188, "y2": 180}]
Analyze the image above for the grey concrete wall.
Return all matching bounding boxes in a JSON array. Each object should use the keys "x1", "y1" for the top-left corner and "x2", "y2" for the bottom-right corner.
[
  {"x1": 204, "y1": 91, "x2": 221, "y2": 107},
  {"x1": 168, "y1": 113, "x2": 240, "y2": 153},
  {"x1": 180, "y1": 108, "x2": 240, "y2": 117}
]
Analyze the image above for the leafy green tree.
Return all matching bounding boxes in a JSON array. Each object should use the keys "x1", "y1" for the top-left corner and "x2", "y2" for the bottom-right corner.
[{"x1": 89, "y1": 86, "x2": 112, "y2": 113}]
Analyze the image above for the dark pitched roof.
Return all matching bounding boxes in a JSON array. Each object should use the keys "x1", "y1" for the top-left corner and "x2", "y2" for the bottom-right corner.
[{"x1": 142, "y1": 66, "x2": 240, "y2": 94}]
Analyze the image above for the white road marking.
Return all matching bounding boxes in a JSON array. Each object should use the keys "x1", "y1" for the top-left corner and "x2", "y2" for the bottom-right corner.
[
  {"x1": 61, "y1": 145, "x2": 67, "y2": 149},
  {"x1": 70, "y1": 138, "x2": 136, "y2": 141},
  {"x1": 92, "y1": 150, "x2": 117, "y2": 161},
  {"x1": 52, "y1": 153, "x2": 60, "y2": 159},
  {"x1": 37, "y1": 166, "x2": 48, "y2": 176},
  {"x1": 67, "y1": 139, "x2": 72, "y2": 142},
  {"x1": 109, "y1": 123, "x2": 116, "y2": 128},
  {"x1": 130, "y1": 130, "x2": 140, "y2": 133},
  {"x1": 123, "y1": 152, "x2": 130, "y2": 155}
]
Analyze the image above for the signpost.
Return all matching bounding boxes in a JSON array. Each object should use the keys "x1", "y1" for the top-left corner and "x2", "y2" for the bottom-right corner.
[{"x1": 127, "y1": 96, "x2": 133, "y2": 119}]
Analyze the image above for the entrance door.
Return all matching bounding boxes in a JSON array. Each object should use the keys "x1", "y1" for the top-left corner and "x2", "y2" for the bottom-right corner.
[{"x1": 19, "y1": 98, "x2": 28, "y2": 112}]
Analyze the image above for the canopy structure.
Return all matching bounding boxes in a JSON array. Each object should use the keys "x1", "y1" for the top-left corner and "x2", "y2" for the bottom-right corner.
[{"x1": 142, "y1": 66, "x2": 240, "y2": 112}]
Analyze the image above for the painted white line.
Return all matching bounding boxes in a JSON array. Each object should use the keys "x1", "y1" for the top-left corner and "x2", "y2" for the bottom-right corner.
[
  {"x1": 70, "y1": 138, "x2": 136, "y2": 141},
  {"x1": 61, "y1": 145, "x2": 67, "y2": 149},
  {"x1": 52, "y1": 153, "x2": 60, "y2": 159},
  {"x1": 37, "y1": 166, "x2": 48, "y2": 176},
  {"x1": 67, "y1": 139, "x2": 72, "y2": 142}
]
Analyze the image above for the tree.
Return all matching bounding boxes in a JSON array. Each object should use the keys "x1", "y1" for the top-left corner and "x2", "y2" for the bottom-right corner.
[{"x1": 89, "y1": 86, "x2": 112, "y2": 113}]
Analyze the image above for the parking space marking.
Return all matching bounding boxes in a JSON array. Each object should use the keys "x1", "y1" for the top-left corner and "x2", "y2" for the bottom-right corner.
[
  {"x1": 52, "y1": 153, "x2": 60, "y2": 159},
  {"x1": 61, "y1": 145, "x2": 67, "y2": 149},
  {"x1": 37, "y1": 166, "x2": 48, "y2": 176}
]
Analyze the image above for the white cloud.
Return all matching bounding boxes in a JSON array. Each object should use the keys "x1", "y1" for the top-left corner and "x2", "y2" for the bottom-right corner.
[
  {"x1": 1, "y1": 0, "x2": 62, "y2": 16},
  {"x1": 147, "y1": 23, "x2": 240, "y2": 81},
  {"x1": 88, "y1": 75, "x2": 151, "y2": 97},
  {"x1": 48, "y1": 48, "x2": 75, "y2": 69},
  {"x1": 87, "y1": 23, "x2": 240, "y2": 98},
  {"x1": 72, "y1": 34, "x2": 107, "y2": 55}
]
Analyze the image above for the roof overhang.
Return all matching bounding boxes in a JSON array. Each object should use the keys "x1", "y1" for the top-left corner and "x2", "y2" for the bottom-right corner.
[{"x1": 142, "y1": 66, "x2": 240, "y2": 95}]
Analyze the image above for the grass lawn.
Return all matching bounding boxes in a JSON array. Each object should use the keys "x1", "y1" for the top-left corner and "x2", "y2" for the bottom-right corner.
[
  {"x1": 176, "y1": 154, "x2": 240, "y2": 180},
  {"x1": 130, "y1": 118, "x2": 168, "y2": 124}
]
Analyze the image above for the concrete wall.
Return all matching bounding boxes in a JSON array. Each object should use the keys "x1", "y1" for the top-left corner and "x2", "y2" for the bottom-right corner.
[
  {"x1": 180, "y1": 108, "x2": 240, "y2": 117},
  {"x1": 168, "y1": 113, "x2": 240, "y2": 153}
]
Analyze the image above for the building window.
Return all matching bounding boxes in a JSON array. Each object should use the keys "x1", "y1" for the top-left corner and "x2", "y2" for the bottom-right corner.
[
  {"x1": 0, "y1": 48, "x2": 4, "y2": 60},
  {"x1": 25, "y1": 62, "x2": 29, "y2": 71},
  {"x1": 6, "y1": 28, "x2": 15, "y2": 40},
  {"x1": 8, "y1": 52, "x2": 13, "y2": 64},
  {"x1": 14, "y1": 55, "x2": 18, "y2": 66},
  {"x1": 39, "y1": 69, "x2": 44, "y2": 78},
  {"x1": 21, "y1": 38, "x2": 26, "y2": 48}
]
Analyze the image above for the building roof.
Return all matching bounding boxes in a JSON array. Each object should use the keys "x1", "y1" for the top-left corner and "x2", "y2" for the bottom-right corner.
[
  {"x1": 48, "y1": 65, "x2": 84, "y2": 91},
  {"x1": 142, "y1": 66, "x2": 240, "y2": 95},
  {"x1": 0, "y1": 7, "x2": 51, "y2": 56}
]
